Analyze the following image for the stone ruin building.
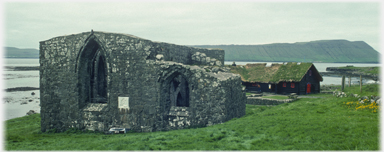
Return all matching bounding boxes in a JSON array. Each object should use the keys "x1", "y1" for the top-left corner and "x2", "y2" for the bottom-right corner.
[{"x1": 39, "y1": 31, "x2": 246, "y2": 132}]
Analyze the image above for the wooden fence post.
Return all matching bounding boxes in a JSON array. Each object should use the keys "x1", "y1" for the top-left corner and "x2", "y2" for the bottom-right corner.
[
  {"x1": 341, "y1": 75, "x2": 345, "y2": 91},
  {"x1": 360, "y1": 75, "x2": 362, "y2": 93},
  {"x1": 348, "y1": 76, "x2": 351, "y2": 87}
]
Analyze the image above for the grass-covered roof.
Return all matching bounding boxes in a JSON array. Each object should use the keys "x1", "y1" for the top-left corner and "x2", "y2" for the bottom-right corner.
[{"x1": 229, "y1": 62, "x2": 322, "y2": 83}]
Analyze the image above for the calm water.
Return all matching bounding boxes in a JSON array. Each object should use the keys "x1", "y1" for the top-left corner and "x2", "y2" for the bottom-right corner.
[
  {"x1": 4, "y1": 58, "x2": 40, "y2": 67},
  {"x1": 3, "y1": 59, "x2": 40, "y2": 89},
  {"x1": 2, "y1": 59, "x2": 41, "y2": 120}
]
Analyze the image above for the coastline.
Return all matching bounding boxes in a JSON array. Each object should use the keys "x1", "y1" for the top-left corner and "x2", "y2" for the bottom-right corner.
[{"x1": 3, "y1": 62, "x2": 40, "y2": 120}]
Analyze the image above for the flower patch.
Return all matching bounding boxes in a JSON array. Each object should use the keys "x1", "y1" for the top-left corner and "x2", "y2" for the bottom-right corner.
[{"x1": 344, "y1": 98, "x2": 379, "y2": 113}]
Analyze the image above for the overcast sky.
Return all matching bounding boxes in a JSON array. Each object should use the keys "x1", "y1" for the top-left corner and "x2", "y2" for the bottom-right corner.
[{"x1": 2, "y1": 1, "x2": 382, "y2": 52}]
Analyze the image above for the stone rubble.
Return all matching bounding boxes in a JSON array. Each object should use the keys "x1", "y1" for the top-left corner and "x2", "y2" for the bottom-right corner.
[{"x1": 333, "y1": 90, "x2": 380, "y2": 105}]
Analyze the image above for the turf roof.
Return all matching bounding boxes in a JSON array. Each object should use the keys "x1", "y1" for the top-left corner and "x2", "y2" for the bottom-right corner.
[{"x1": 229, "y1": 62, "x2": 320, "y2": 83}]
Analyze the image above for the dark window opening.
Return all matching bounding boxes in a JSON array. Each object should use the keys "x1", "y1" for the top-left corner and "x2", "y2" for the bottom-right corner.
[
  {"x1": 78, "y1": 38, "x2": 107, "y2": 105},
  {"x1": 91, "y1": 56, "x2": 107, "y2": 103},
  {"x1": 283, "y1": 82, "x2": 287, "y2": 87},
  {"x1": 176, "y1": 93, "x2": 183, "y2": 106},
  {"x1": 309, "y1": 70, "x2": 312, "y2": 76},
  {"x1": 169, "y1": 75, "x2": 189, "y2": 107}
]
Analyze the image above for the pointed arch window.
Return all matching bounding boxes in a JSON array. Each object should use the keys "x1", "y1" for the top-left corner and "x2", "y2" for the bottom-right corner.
[
  {"x1": 91, "y1": 55, "x2": 107, "y2": 103},
  {"x1": 77, "y1": 38, "x2": 108, "y2": 105},
  {"x1": 169, "y1": 75, "x2": 189, "y2": 107}
]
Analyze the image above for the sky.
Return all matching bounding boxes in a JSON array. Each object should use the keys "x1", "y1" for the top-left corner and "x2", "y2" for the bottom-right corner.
[{"x1": 1, "y1": 1, "x2": 382, "y2": 53}]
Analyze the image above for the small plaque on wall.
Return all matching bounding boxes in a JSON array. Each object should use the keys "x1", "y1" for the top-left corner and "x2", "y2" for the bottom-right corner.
[{"x1": 118, "y1": 97, "x2": 129, "y2": 110}]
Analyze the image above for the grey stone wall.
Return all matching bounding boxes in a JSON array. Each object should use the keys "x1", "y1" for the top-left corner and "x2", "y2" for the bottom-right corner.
[
  {"x1": 39, "y1": 31, "x2": 244, "y2": 133},
  {"x1": 246, "y1": 97, "x2": 296, "y2": 105},
  {"x1": 154, "y1": 42, "x2": 224, "y2": 66}
]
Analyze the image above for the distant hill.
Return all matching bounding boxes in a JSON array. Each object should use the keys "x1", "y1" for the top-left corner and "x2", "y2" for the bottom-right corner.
[
  {"x1": 193, "y1": 40, "x2": 380, "y2": 63},
  {"x1": 5, "y1": 39, "x2": 380, "y2": 62},
  {"x1": 4, "y1": 47, "x2": 39, "y2": 58}
]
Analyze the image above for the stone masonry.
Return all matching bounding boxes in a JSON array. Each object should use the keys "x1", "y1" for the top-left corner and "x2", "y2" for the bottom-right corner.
[{"x1": 39, "y1": 31, "x2": 246, "y2": 132}]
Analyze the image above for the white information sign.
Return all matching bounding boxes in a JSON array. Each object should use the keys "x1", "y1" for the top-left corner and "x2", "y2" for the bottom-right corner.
[{"x1": 118, "y1": 97, "x2": 129, "y2": 110}]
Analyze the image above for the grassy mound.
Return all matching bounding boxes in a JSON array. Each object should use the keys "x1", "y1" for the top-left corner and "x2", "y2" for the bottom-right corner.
[
  {"x1": 337, "y1": 66, "x2": 379, "y2": 75},
  {"x1": 5, "y1": 84, "x2": 379, "y2": 150}
]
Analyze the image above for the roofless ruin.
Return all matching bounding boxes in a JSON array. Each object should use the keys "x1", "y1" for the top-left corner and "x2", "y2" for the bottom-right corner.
[{"x1": 39, "y1": 31, "x2": 246, "y2": 132}]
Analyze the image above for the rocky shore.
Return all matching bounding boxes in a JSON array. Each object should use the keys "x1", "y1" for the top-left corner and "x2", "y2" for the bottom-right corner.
[
  {"x1": 3, "y1": 65, "x2": 41, "y2": 120},
  {"x1": 4, "y1": 66, "x2": 39, "y2": 71},
  {"x1": 5, "y1": 87, "x2": 39, "y2": 92},
  {"x1": 320, "y1": 66, "x2": 379, "y2": 81},
  {"x1": 3, "y1": 90, "x2": 41, "y2": 120}
]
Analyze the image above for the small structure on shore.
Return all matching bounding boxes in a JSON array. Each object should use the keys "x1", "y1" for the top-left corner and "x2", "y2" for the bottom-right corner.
[
  {"x1": 230, "y1": 62, "x2": 323, "y2": 95},
  {"x1": 39, "y1": 31, "x2": 246, "y2": 133}
]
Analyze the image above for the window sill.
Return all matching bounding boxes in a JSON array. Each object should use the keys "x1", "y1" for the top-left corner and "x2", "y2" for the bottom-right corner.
[
  {"x1": 83, "y1": 103, "x2": 109, "y2": 112},
  {"x1": 168, "y1": 106, "x2": 190, "y2": 117}
]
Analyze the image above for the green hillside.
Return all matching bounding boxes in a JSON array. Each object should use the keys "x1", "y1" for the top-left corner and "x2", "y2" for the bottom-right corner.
[
  {"x1": 4, "y1": 47, "x2": 39, "y2": 58},
  {"x1": 194, "y1": 40, "x2": 379, "y2": 63}
]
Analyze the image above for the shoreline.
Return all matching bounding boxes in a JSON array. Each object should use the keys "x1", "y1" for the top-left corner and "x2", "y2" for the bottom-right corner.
[
  {"x1": 4, "y1": 66, "x2": 39, "y2": 71},
  {"x1": 5, "y1": 87, "x2": 40, "y2": 92},
  {"x1": 3, "y1": 90, "x2": 41, "y2": 120}
]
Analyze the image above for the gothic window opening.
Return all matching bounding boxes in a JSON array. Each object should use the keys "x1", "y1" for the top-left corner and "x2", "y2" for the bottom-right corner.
[
  {"x1": 177, "y1": 93, "x2": 183, "y2": 106},
  {"x1": 91, "y1": 56, "x2": 107, "y2": 103},
  {"x1": 169, "y1": 75, "x2": 189, "y2": 107},
  {"x1": 78, "y1": 38, "x2": 108, "y2": 106}
]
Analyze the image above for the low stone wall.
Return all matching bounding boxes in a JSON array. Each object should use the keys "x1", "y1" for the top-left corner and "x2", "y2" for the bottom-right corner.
[{"x1": 246, "y1": 97, "x2": 297, "y2": 105}]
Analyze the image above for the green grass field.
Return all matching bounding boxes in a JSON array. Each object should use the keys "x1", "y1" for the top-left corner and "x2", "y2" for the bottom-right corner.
[{"x1": 5, "y1": 84, "x2": 379, "y2": 150}]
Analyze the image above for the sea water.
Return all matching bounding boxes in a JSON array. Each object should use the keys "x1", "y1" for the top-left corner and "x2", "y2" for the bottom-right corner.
[
  {"x1": 3, "y1": 58, "x2": 40, "y2": 88},
  {"x1": 3, "y1": 58, "x2": 40, "y2": 120}
]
